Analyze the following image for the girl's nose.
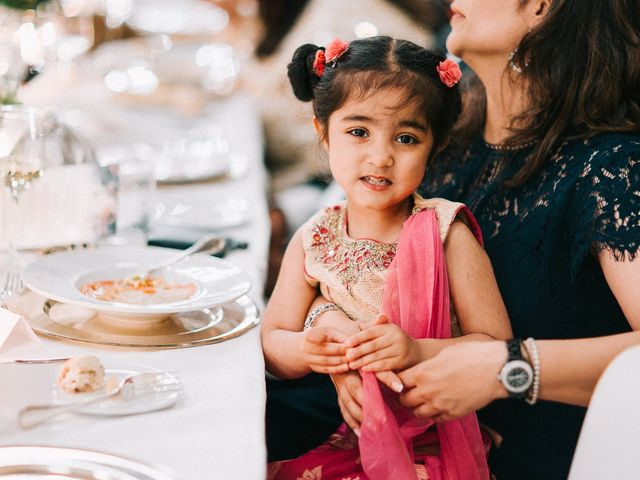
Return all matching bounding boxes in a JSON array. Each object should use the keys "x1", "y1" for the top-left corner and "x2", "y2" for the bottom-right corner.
[{"x1": 367, "y1": 143, "x2": 394, "y2": 168}]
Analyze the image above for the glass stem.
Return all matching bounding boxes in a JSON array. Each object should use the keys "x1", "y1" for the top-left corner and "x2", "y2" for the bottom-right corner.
[{"x1": 2, "y1": 193, "x2": 19, "y2": 269}]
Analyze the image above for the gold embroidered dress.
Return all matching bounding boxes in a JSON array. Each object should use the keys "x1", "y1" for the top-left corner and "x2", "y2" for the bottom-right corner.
[{"x1": 301, "y1": 193, "x2": 468, "y2": 324}]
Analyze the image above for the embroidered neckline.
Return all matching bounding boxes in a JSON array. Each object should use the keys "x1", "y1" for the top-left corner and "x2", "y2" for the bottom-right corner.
[{"x1": 309, "y1": 205, "x2": 397, "y2": 289}]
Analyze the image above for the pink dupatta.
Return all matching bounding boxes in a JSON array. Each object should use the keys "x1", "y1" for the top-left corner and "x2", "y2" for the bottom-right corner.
[{"x1": 359, "y1": 208, "x2": 490, "y2": 480}]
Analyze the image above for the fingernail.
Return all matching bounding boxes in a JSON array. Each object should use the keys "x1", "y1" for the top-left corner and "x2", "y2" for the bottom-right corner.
[
  {"x1": 354, "y1": 428, "x2": 360, "y2": 437},
  {"x1": 392, "y1": 381, "x2": 404, "y2": 393}
]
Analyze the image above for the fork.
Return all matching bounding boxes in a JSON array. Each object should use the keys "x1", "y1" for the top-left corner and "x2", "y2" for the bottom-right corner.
[
  {"x1": 0, "y1": 269, "x2": 23, "y2": 303},
  {"x1": 0, "y1": 357, "x2": 72, "y2": 365},
  {"x1": 18, "y1": 372, "x2": 182, "y2": 429}
]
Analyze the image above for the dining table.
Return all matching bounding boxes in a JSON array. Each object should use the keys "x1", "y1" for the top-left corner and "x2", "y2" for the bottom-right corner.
[{"x1": 0, "y1": 40, "x2": 269, "y2": 480}]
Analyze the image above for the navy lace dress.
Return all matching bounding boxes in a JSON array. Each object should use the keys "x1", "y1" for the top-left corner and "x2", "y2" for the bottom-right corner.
[{"x1": 420, "y1": 132, "x2": 640, "y2": 480}]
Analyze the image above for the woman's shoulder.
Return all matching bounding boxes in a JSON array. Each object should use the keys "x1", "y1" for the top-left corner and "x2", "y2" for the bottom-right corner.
[
  {"x1": 562, "y1": 132, "x2": 640, "y2": 187},
  {"x1": 564, "y1": 132, "x2": 640, "y2": 165},
  {"x1": 580, "y1": 131, "x2": 640, "y2": 149}
]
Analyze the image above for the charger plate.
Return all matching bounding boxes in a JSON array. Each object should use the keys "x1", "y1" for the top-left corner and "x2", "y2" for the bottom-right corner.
[
  {"x1": 0, "y1": 445, "x2": 176, "y2": 479},
  {"x1": 8, "y1": 291, "x2": 259, "y2": 349}
]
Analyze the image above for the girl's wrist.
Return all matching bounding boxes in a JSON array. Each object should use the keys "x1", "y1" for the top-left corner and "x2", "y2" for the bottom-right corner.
[
  {"x1": 401, "y1": 339, "x2": 425, "y2": 369},
  {"x1": 315, "y1": 311, "x2": 361, "y2": 336}
]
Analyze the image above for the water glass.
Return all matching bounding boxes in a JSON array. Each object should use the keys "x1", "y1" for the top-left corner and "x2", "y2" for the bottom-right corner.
[{"x1": 97, "y1": 145, "x2": 156, "y2": 246}]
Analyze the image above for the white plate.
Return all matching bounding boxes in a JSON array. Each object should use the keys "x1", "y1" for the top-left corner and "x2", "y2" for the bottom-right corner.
[
  {"x1": 151, "y1": 197, "x2": 250, "y2": 230},
  {"x1": 52, "y1": 363, "x2": 182, "y2": 416},
  {"x1": 22, "y1": 246, "x2": 251, "y2": 321},
  {"x1": 154, "y1": 134, "x2": 231, "y2": 184},
  {"x1": 0, "y1": 445, "x2": 177, "y2": 479}
]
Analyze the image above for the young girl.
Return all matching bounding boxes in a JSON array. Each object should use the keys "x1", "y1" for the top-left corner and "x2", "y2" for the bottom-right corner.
[{"x1": 261, "y1": 36, "x2": 512, "y2": 480}]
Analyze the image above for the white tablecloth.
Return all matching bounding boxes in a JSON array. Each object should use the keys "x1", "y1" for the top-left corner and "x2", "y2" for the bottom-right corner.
[{"x1": 0, "y1": 64, "x2": 269, "y2": 479}]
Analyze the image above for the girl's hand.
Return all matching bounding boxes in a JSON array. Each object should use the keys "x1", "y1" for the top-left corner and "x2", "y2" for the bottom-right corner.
[
  {"x1": 344, "y1": 314, "x2": 421, "y2": 371},
  {"x1": 398, "y1": 341, "x2": 508, "y2": 421},
  {"x1": 301, "y1": 326, "x2": 349, "y2": 374},
  {"x1": 329, "y1": 370, "x2": 363, "y2": 434}
]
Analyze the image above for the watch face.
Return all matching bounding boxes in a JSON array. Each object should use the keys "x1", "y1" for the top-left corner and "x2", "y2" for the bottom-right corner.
[
  {"x1": 501, "y1": 360, "x2": 533, "y2": 394},
  {"x1": 507, "y1": 367, "x2": 530, "y2": 388}
]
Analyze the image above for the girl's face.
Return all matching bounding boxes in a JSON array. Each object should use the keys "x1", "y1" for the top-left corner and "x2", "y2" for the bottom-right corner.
[
  {"x1": 319, "y1": 87, "x2": 433, "y2": 215},
  {"x1": 446, "y1": 0, "x2": 535, "y2": 66}
]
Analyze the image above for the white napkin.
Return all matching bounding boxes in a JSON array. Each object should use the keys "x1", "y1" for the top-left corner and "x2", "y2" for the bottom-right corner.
[{"x1": 0, "y1": 308, "x2": 44, "y2": 359}]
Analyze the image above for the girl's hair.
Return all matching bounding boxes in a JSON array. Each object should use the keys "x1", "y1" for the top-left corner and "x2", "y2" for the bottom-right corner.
[
  {"x1": 287, "y1": 36, "x2": 462, "y2": 158},
  {"x1": 456, "y1": 0, "x2": 640, "y2": 187}
]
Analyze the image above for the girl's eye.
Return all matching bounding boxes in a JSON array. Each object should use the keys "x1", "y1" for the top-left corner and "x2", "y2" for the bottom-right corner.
[
  {"x1": 396, "y1": 134, "x2": 418, "y2": 145},
  {"x1": 348, "y1": 128, "x2": 368, "y2": 138}
]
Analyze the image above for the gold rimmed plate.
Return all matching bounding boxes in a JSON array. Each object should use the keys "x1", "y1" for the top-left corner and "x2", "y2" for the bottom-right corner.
[{"x1": 6, "y1": 290, "x2": 259, "y2": 349}]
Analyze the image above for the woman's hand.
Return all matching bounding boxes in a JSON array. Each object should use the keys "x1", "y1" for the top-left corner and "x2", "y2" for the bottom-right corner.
[
  {"x1": 398, "y1": 341, "x2": 508, "y2": 421},
  {"x1": 300, "y1": 327, "x2": 349, "y2": 374},
  {"x1": 330, "y1": 370, "x2": 364, "y2": 434},
  {"x1": 344, "y1": 314, "x2": 421, "y2": 371}
]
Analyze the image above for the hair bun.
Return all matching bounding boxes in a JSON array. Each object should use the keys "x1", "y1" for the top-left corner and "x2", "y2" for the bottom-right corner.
[{"x1": 288, "y1": 43, "x2": 322, "y2": 102}]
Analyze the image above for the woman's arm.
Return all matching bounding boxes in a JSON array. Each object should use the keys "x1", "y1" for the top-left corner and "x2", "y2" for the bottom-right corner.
[
  {"x1": 538, "y1": 249, "x2": 640, "y2": 403},
  {"x1": 262, "y1": 230, "x2": 346, "y2": 378},
  {"x1": 398, "y1": 250, "x2": 640, "y2": 418}
]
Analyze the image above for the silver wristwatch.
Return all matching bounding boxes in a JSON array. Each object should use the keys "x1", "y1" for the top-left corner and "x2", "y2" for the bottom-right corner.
[{"x1": 497, "y1": 339, "x2": 534, "y2": 399}]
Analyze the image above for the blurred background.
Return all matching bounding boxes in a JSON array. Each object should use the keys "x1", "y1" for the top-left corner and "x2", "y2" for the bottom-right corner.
[{"x1": 0, "y1": 0, "x2": 451, "y2": 296}]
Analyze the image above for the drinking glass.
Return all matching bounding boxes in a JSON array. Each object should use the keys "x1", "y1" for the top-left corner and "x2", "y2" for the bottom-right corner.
[{"x1": 0, "y1": 105, "x2": 50, "y2": 298}]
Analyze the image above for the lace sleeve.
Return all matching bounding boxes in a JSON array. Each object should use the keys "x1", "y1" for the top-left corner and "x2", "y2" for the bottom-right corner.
[{"x1": 568, "y1": 138, "x2": 640, "y2": 274}]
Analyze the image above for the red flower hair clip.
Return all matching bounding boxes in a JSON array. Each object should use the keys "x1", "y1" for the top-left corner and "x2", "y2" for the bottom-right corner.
[
  {"x1": 313, "y1": 50, "x2": 326, "y2": 77},
  {"x1": 436, "y1": 59, "x2": 462, "y2": 87},
  {"x1": 312, "y1": 38, "x2": 349, "y2": 77}
]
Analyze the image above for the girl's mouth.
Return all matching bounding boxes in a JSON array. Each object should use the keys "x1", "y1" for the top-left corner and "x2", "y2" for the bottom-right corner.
[{"x1": 361, "y1": 176, "x2": 391, "y2": 186}]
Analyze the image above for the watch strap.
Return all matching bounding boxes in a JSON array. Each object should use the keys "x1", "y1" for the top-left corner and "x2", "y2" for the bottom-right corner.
[{"x1": 506, "y1": 338, "x2": 523, "y2": 362}]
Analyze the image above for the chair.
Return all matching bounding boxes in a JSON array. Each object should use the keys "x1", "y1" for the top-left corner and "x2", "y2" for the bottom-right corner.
[{"x1": 568, "y1": 345, "x2": 640, "y2": 479}]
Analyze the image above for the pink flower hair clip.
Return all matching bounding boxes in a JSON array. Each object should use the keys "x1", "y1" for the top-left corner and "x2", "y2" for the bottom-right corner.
[
  {"x1": 313, "y1": 38, "x2": 349, "y2": 77},
  {"x1": 436, "y1": 59, "x2": 462, "y2": 87}
]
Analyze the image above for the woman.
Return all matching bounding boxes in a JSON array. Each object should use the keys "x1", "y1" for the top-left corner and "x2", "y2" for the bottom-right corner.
[{"x1": 321, "y1": 0, "x2": 639, "y2": 479}]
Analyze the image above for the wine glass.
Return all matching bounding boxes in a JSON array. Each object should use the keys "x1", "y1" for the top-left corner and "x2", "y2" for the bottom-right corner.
[{"x1": 0, "y1": 105, "x2": 50, "y2": 299}]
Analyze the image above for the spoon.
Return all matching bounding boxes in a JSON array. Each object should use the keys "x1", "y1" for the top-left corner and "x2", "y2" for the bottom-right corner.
[
  {"x1": 19, "y1": 372, "x2": 182, "y2": 429},
  {"x1": 136, "y1": 234, "x2": 225, "y2": 280}
]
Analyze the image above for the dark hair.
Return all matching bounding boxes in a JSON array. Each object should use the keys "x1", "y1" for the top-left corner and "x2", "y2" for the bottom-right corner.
[
  {"x1": 456, "y1": 0, "x2": 640, "y2": 187},
  {"x1": 287, "y1": 36, "x2": 462, "y2": 158}
]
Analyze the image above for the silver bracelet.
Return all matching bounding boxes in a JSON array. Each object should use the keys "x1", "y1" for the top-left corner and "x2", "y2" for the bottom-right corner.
[
  {"x1": 524, "y1": 337, "x2": 540, "y2": 405},
  {"x1": 304, "y1": 303, "x2": 340, "y2": 330}
]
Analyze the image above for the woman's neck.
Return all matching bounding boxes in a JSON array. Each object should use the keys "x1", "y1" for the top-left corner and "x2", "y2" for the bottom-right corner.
[
  {"x1": 345, "y1": 199, "x2": 411, "y2": 243},
  {"x1": 469, "y1": 56, "x2": 528, "y2": 144}
]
